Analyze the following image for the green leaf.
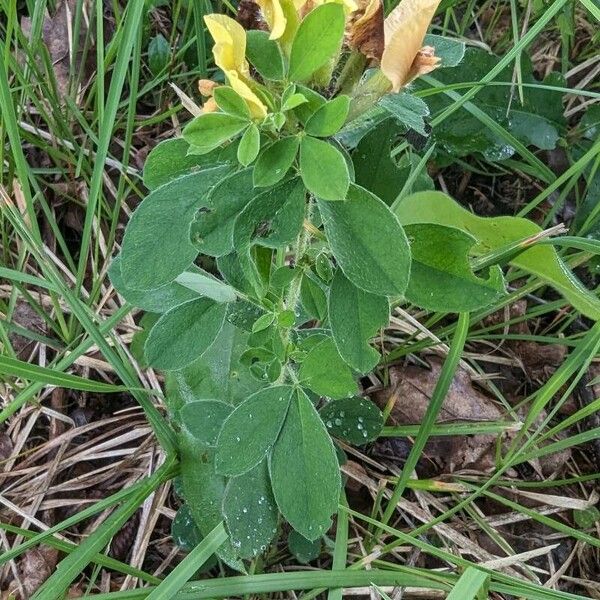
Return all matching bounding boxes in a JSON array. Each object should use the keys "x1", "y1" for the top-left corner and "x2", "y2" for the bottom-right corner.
[
  {"x1": 237, "y1": 124, "x2": 261, "y2": 166},
  {"x1": 378, "y1": 93, "x2": 429, "y2": 136},
  {"x1": 165, "y1": 323, "x2": 265, "y2": 411},
  {"x1": 423, "y1": 34, "x2": 465, "y2": 68},
  {"x1": 121, "y1": 166, "x2": 230, "y2": 290},
  {"x1": 179, "y1": 400, "x2": 233, "y2": 447},
  {"x1": 300, "y1": 274, "x2": 328, "y2": 321},
  {"x1": 328, "y1": 270, "x2": 389, "y2": 373},
  {"x1": 183, "y1": 112, "x2": 249, "y2": 155},
  {"x1": 179, "y1": 438, "x2": 244, "y2": 571},
  {"x1": 234, "y1": 178, "x2": 305, "y2": 250},
  {"x1": 223, "y1": 461, "x2": 279, "y2": 558},
  {"x1": 294, "y1": 85, "x2": 326, "y2": 124},
  {"x1": 213, "y1": 86, "x2": 251, "y2": 119},
  {"x1": 253, "y1": 137, "x2": 300, "y2": 187},
  {"x1": 403, "y1": 223, "x2": 506, "y2": 312},
  {"x1": 305, "y1": 96, "x2": 350, "y2": 137},
  {"x1": 148, "y1": 34, "x2": 170, "y2": 75},
  {"x1": 215, "y1": 385, "x2": 294, "y2": 476},
  {"x1": 171, "y1": 505, "x2": 202, "y2": 553},
  {"x1": 300, "y1": 137, "x2": 349, "y2": 201},
  {"x1": 288, "y1": 531, "x2": 321, "y2": 563},
  {"x1": 299, "y1": 338, "x2": 358, "y2": 399},
  {"x1": 109, "y1": 255, "x2": 198, "y2": 312},
  {"x1": 395, "y1": 191, "x2": 600, "y2": 319},
  {"x1": 352, "y1": 119, "x2": 432, "y2": 206},
  {"x1": 246, "y1": 30, "x2": 285, "y2": 80},
  {"x1": 282, "y1": 93, "x2": 308, "y2": 112},
  {"x1": 270, "y1": 389, "x2": 341, "y2": 540},
  {"x1": 288, "y1": 3, "x2": 345, "y2": 82},
  {"x1": 174, "y1": 270, "x2": 237, "y2": 303},
  {"x1": 320, "y1": 397, "x2": 383, "y2": 445},
  {"x1": 420, "y1": 49, "x2": 565, "y2": 160},
  {"x1": 573, "y1": 506, "x2": 600, "y2": 529},
  {"x1": 191, "y1": 168, "x2": 255, "y2": 257},
  {"x1": 145, "y1": 298, "x2": 227, "y2": 370},
  {"x1": 143, "y1": 138, "x2": 226, "y2": 190},
  {"x1": 318, "y1": 184, "x2": 411, "y2": 296}
]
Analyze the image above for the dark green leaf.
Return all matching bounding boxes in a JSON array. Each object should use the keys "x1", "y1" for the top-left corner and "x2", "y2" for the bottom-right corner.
[
  {"x1": 320, "y1": 396, "x2": 383, "y2": 444},
  {"x1": 191, "y1": 169, "x2": 255, "y2": 257},
  {"x1": 288, "y1": 531, "x2": 321, "y2": 563},
  {"x1": 246, "y1": 30, "x2": 285, "y2": 80},
  {"x1": 179, "y1": 440, "x2": 244, "y2": 571},
  {"x1": 237, "y1": 124, "x2": 261, "y2": 166},
  {"x1": 378, "y1": 93, "x2": 429, "y2": 136},
  {"x1": 234, "y1": 178, "x2": 305, "y2": 250},
  {"x1": 288, "y1": 3, "x2": 345, "y2": 82},
  {"x1": 172, "y1": 505, "x2": 202, "y2": 553},
  {"x1": 270, "y1": 389, "x2": 341, "y2": 540},
  {"x1": 120, "y1": 166, "x2": 230, "y2": 290},
  {"x1": 329, "y1": 270, "x2": 389, "y2": 373},
  {"x1": 145, "y1": 298, "x2": 227, "y2": 370},
  {"x1": 148, "y1": 34, "x2": 170, "y2": 75},
  {"x1": 223, "y1": 461, "x2": 279, "y2": 558},
  {"x1": 573, "y1": 506, "x2": 600, "y2": 529},
  {"x1": 318, "y1": 184, "x2": 411, "y2": 296},
  {"x1": 300, "y1": 136, "x2": 349, "y2": 201},
  {"x1": 300, "y1": 274, "x2": 328, "y2": 321},
  {"x1": 253, "y1": 137, "x2": 300, "y2": 187},
  {"x1": 423, "y1": 34, "x2": 465, "y2": 68},
  {"x1": 108, "y1": 255, "x2": 198, "y2": 312},
  {"x1": 179, "y1": 400, "x2": 233, "y2": 446},
  {"x1": 183, "y1": 113, "x2": 249, "y2": 155},
  {"x1": 165, "y1": 322, "x2": 265, "y2": 411},
  {"x1": 214, "y1": 86, "x2": 251, "y2": 119},
  {"x1": 305, "y1": 95, "x2": 350, "y2": 137},
  {"x1": 215, "y1": 385, "x2": 294, "y2": 476},
  {"x1": 143, "y1": 138, "x2": 225, "y2": 190},
  {"x1": 299, "y1": 337, "x2": 358, "y2": 399},
  {"x1": 404, "y1": 223, "x2": 505, "y2": 312}
]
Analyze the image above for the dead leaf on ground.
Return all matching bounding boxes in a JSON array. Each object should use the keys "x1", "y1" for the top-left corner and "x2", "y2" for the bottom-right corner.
[
  {"x1": 372, "y1": 357, "x2": 507, "y2": 474},
  {"x1": 21, "y1": 0, "x2": 92, "y2": 103},
  {"x1": 7, "y1": 547, "x2": 59, "y2": 600},
  {"x1": 8, "y1": 300, "x2": 47, "y2": 360}
]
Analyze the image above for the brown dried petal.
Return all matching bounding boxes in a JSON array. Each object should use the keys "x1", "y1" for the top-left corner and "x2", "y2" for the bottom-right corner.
[
  {"x1": 346, "y1": 0, "x2": 384, "y2": 61},
  {"x1": 381, "y1": 0, "x2": 441, "y2": 91},
  {"x1": 405, "y1": 45, "x2": 441, "y2": 83},
  {"x1": 198, "y1": 79, "x2": 218, "y2": 97}
]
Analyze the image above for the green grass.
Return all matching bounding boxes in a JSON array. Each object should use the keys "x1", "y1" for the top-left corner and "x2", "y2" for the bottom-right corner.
[{"x1": 1, "y1": 0, "x2": 600, "y2": 598}]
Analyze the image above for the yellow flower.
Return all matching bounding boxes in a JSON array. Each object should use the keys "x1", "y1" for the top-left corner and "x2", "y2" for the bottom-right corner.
[
  {"x1": 204, "y1": 14, "x2": 268, "y2": 118},
  {"x1": 380, "y1": 0, "x2": 442, "y2": 91},
  {"x1": 256, "y1": 0, "x2": 288, "y2": 39}
]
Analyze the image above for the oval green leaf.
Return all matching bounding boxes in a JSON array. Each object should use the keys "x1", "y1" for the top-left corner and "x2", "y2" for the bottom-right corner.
[
  {"x1": 237, "y1": 124, "x2": 261, "y2": 166},
  {"x1": 318, "y1": 184, "x2": 411, "y2": 296},
  {"x1": 270, "y1": 389, "x2": 341, "y2": 540},
  {"x1": 253, "y1": 137, "x2": 300, "y2": 188},
  {"x1": 305, "y1": 95, "x2": 350, "y2": 137},
  {"x1": 320, "y1": 396, "x2": 383, "y2": 445},
  {"x1": 183, "y1": 112, "x2": 249, "y2": 154},
  {"x1": 300, "y1": 137, "x2": 349, "y2": 201}
]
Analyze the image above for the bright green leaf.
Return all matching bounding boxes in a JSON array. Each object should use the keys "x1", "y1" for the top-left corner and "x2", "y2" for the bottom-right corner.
[
  {"x1": 254, "y1": 137, "x2": 300, "y2": 187},
  {"x1": 183, "y1": 112, "x2": 248, "y2": 155},
  {"x1": 404, "y1": 223, "x2": 506, "y2": 312},
  {"x1": 237, "y1": 124, "x2": 261, "y2": 166},
  {"x1": 215, "y1": 385, "x2": 294, "y2": 476},
  {"x1": 145, "y1": 298, "x2": 227, "y2": 370},
  {"x1": 299, "y1": 338, "x2": 358, "y2": 399},
  {"x1": 305, "y1": 95, "x2": 350, "y2": 137},
  {"x1": 300, "y1": 137, "x2": 349, "y2": 201},
  {"x1": 318, "y1": 184, "x2": 411, "y2": 296},
  {"x1": 270, "y1": 389, "x2": 341, "y2": 540},
  {"x1": 329, "y1": 270, "x2": 389, "y2": 373},
  {"x1": 246, "y1": 30, "x2": 285, "y2": 80},
  {"x1": 288, "y1": 4, "x2": 345, "y2": 82},
  {"x1": 214, "y1": 86, "x2": 251, "y2": 119},
  {"x1": 174, "y1": 270, "x2": 237, "y2": 303},
  {"x1": 395, "y1": 191, "x2": 600, "y2": 319}
]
